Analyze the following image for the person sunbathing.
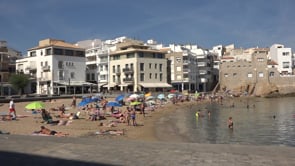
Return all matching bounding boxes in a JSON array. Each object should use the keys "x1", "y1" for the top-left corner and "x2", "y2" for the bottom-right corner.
[{"x1": 34, "y1": 126, "x2": 68, "y2": 137}]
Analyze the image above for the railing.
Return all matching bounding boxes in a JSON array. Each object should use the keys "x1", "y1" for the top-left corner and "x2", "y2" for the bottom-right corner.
[
  {"x1": 42, "y1": 66, "x2": 50, "y2": 71},
  {"x1": 122, "y1": 68, "x2": 134, "y2": 73},
  {"x1": 123, "y1": 77, "x2": 134, "y2": 82}
]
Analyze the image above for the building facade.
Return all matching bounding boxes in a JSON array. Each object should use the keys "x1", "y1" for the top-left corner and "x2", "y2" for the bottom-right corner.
[
  {"x1": 16, "y1": 38, "x2": 93, "y2": 95},
  {"x1": 269, "y1": 44, "x2": 293, "y2": 75},
  {"x1": 0, "y1": 41, "x2": 22, "y2": 95},
  {"x1": 108, "y1": 39, "x2": 171, "y2": 92}
]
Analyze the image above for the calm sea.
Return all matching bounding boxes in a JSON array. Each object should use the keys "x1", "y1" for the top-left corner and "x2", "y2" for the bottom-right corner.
[{"x1": 182, "y1": 97, "x2": 295, "y2": 147}]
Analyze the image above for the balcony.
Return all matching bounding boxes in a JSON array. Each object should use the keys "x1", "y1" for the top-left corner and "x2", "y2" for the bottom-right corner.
[
  {"x1": 122, "y1": 68, "x2": 134, "y2": 73},
  {"x1": 115, "y1": 69, "x2": 121, "y2": 75},
  {"x1": 25, "y1": 66, "x2": 37, "y2": 71},
  {"x1": 115, "y1": 79, "x2": 121, "y2": 84},
  {"x1": 38, "y1": 77, "x2": 50, "y2": 82},
  {"x1": 183, "y1": 69, "x2": 190, "y2": 73},
  {"x1": 123, "y1": 77, "x2": 134, "y2": 83},
  {"x1": 42, "y1": 66, "x2": 50, "y2": 71}
]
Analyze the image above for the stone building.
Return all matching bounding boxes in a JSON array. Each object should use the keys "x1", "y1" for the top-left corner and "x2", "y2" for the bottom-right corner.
[{"x1": 219, "y1": 48, "x2": 295, "y2": 96}]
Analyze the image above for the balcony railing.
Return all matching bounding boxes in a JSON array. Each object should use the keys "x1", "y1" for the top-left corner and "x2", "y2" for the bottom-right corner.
[
  {"x1": 25, "y1": 66, "x2": 37, "y2": 71},
  {"x1": 122, "y1": 68, "x2": 134, "y2": 73},
  {"x1": 115, "y1": 69, "x2": 121, "y2": 75},
  {"x1": 123, "y1": 77, "x2": 134, "y2": 82},
  {"x1": 42, "y1": 65, "x2": 50, "y2": 71}
]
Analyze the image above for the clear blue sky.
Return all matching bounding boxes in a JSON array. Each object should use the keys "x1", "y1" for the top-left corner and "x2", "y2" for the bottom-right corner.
[{"x1": 1, "y1": 0, "x2": 295, "y2": 54}]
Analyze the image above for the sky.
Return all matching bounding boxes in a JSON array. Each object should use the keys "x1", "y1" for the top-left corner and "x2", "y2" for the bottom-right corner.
[{"x1": 1, "y1": 0, "x2": 295, "y2": 55}]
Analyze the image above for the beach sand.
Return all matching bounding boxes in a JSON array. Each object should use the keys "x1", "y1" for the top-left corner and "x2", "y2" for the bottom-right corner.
[{"x1": 0, "y1": 98, "x2": 199, "y2": 142}]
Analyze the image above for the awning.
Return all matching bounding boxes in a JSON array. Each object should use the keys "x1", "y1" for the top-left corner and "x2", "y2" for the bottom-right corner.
[
  {"x1": 54, "y1": 81, "x2": 96, "y2": 86},
  {"x1": 119, "y1": 83, "x2": 132, "y2": 87},
  {"x1": 139, "y1": 83, "x2": 172, "y2": 88},
  {"x1": 97, "y1": 82, "x2": 107, "y2": 86},
  {"x1": 103, "y1": 83, "x2": 117, "y2": 88}
]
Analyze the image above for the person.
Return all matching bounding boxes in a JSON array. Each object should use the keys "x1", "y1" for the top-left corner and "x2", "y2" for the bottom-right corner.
[
  {"x1": 208, "y1": 111, "x2": 211, "y2": 117},
  {"x1": 228, "y1": 117, "x2": 234, "y2": 129},
  {"x1": 124, "y1": 107, "x2": 131, "y2": 126},
  {"x1": 8, "y1": 99, "x2": 17, "y2": 120},
  {"x1": 140, "y1": 102, "x2": 145, "y2": 117},
  {"x1": 130, "y1": 108, "x2": 137, "y2": 126},
  {"x1": 35, "y1": 126, "x2": 68, "y2": 137},
  {"x1": 71, "y1": 96, "x2": 76, "y2": 108},
  {"x1": 41, "y1": 109, "x2": 59, "y2": 124}
]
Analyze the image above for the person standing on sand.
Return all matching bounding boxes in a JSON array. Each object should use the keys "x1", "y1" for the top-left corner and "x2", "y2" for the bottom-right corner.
[
  {"x1": 131, "y1": 108, "x2": 137, "y2": 126},
  {"x1": 8, "y1": 99, "x2": 16, "y2": 120},
  {"x1": 71, "y1": 96, "x2": 76, "y2": 108}
]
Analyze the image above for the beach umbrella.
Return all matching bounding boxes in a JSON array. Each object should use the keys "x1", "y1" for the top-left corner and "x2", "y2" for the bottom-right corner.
[
  {"x1": 157, "y1": 94, "x2": 165, "y2": 100},
  {"x1": 167, "y1": 93, "x2": 176, "y2": 99},
  {"x1": 115, "y1": 94, "x2": 125, "y2": 102},
  {"x1": 78, "y1": 97, "x2": 98, "y2": 107},
  {"x1": 25, "y1": 101, "x2": 45, "y2": 110},
  {"x1": 129, "y1": 94, "x2": 140, "y2": 99},
  {"x1": 106, "y1": 101, "x2": 122, "y2": 107},
  {"x1": 144, "y1": 92, "x2": 151, "y2": 97},
  {"x1": 130, "y1": 101, "x2": 142, "y2": 106},
  {"x1": 146, "y1": 96, "x2": 155, "y2": 101}
]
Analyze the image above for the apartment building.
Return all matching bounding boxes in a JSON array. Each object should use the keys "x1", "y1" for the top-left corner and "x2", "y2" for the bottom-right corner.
[
  {"x1": 16, "y1": 38, "x2": 92, "y2": 95},
  {"x1": 108, "y1": 39, "x2": 171, "y2": 92},
  {"x1": 165, "y1": 45, "x2": 198, "y2": 92},
  {"x1": 76, "y1": 37, "x2": 126, "y2": 93},
  {"x1": 0, "y1": 41, "x2": 22, "y2": 95},
  {"x1": 269, "y1": 44, "x2": 293, "y2": 75}
]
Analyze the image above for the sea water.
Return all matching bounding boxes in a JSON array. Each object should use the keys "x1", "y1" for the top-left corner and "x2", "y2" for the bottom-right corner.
[{"x1": 184, "y1": 97, "x2": 295, "y2": 147}]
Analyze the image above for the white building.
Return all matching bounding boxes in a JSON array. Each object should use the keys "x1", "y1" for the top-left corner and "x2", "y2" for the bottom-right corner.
[
  {"x1": 269, "y1": 44, "x2": 293, "y2": 75},
  {"x1": 16, "y1": 38, "x2": 93, "y2": 95}
]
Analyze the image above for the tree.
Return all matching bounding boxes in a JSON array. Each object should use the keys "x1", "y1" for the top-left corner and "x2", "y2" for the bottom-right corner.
[{"x1": 9, "y1": 73, "x2": 30, "y2": 95}]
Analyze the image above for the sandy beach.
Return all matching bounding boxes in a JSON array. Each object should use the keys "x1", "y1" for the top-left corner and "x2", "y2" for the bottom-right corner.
[{"x1": 0, "y1": 97, "x2": 198, "y2": 142}]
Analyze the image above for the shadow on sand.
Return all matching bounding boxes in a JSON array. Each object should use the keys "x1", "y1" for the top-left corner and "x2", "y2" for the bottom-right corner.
[{"x1": 0, "y1": 151, "x2": 115, "y2": 166}]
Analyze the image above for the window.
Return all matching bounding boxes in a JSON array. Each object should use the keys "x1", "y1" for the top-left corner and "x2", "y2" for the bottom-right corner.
[
  {"x1": 282, "y1": 52, "x2": 290, "y2": 56},
  {"x1": 91, "y1": 73, "x2": 95, "y2": 80},
  {"x1": 155, "y1": 73, "x2": 158, "y2": 79},
  {"x1": 140, "y1": 63, "x2": 144, "y2": 71},
  {"x1": 59, "y1": 70, "x2": 64, "y2": 80},
  {"x1": 269, "y1": 72, "x2": 275, "y2": 77},
  {"x1": 233, "y1": 73, "x2": 237, "y2": 77},
  {"x1": 30, "y1": 51, "x2": 36, "y2": 57},
  {"x1": 257, "y1": 58, "x2": 264, "y2": 62},
  {"x1": 159, "y1": 64, "x2": 163, "y2": 72},
  {"x1": 53, "y1": 48, "x2": 63, "y2": 55},
  {"x1": 127, "y1": 53, "x2": 134, "y2": 58},
  {"x1": 140, "y1": 73, "x2": 144, "y2": 81},
  {"x1": 71, "y1": 72, "x2": 75, "y2": 79},
  {"x1": 113, "y1": 55, "x2": 120, "y2": 60},
  {"x1": 176, "y1": 57, "x2": 181, "y2": 63},
  {"x1": 258, "y1": 72, "x2": 264, "y2": 77},
  {"x1": 46, "y1": 48, "x2": 52, "y2": 55},
  {"x1": 247, "y1": 73, "x2": 253, "y2": 78},
  {"x1": 160, "y1": 73, "x2": 163, "y2": 81},
  {"x1": 149, "y1": 73, "x2": 152, "y2": 79},
  {"x1": 130, "y1": 63, "x2": 134, "y2": 70},
  {"x1": 138, "y1": 52, "x2": 144, "y2": 57},
  {"x1": 149, "y1": 63, "x2": 152, "y2": 69},
  {"x1": 40, "y1": 62, "x2": 43, "y2": 66},
  {"x1": 155, "y1": 64, "x2": 157, "y2": 69},
  {"x1": 112, "y1": 66, "x2": 115, "y2": 73},
  {"x1": 224, "y1": 73, "x2": 228, "y2": 77},
  {"x1": 113, "y1": 75, "x2": 115, "y2": 82},
  {"x1": 65, "y1": 50, "x2": 74, "y2": 56},
  {"x1": 58, "y1": 61, "x2": 63, "y2": 69},
  {"x1": 283, "y1": 62, "x2": 290, "y2": 68}
]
